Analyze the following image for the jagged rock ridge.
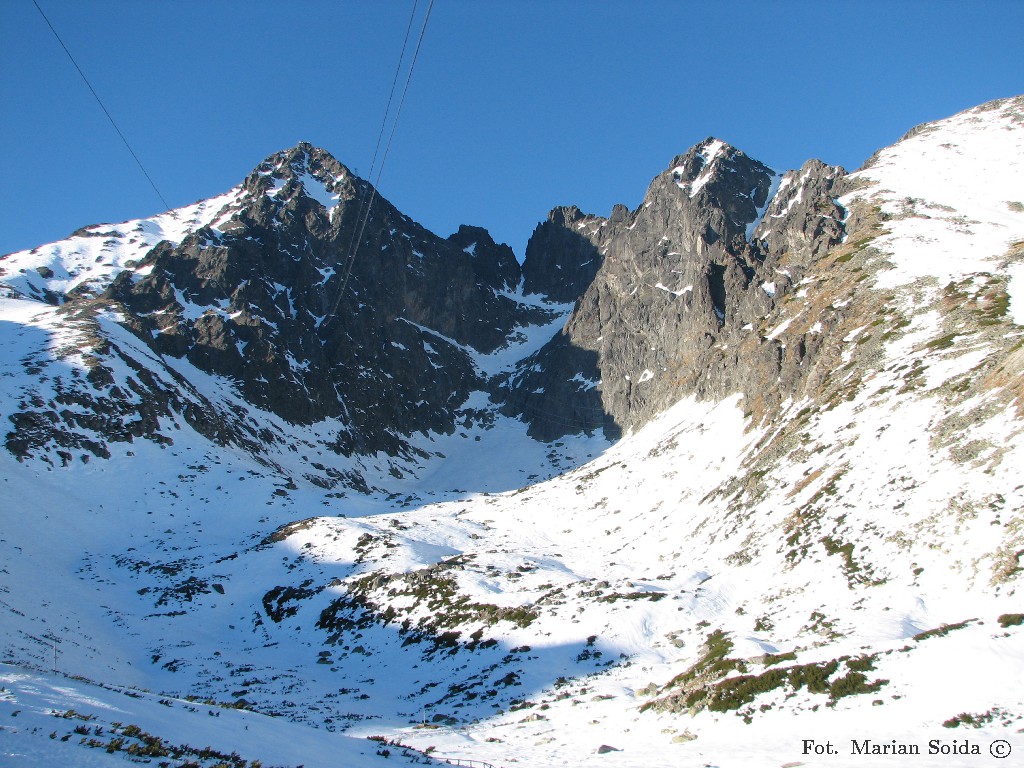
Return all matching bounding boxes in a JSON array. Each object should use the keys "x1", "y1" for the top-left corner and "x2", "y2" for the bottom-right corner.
[
  {"x1": 1, "y1": 135, "x2": 847, "y2": 465},
  {"x1": 505, "y1": 138, "x2": 849, "y2": 438},
  {"x1": 3, "y1": 143, "x2": 561, "y2": 462}
]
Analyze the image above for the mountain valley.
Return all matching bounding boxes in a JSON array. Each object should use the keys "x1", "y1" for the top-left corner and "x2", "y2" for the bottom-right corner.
[{"x1": 1, "y1": 96, "x2": 1024, "y2": 767}]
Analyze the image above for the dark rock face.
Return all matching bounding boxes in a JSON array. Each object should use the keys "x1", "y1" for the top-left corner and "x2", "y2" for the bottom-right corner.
[
  {"x1": 502, "y1": 139, "x2": 849, "y2": 439},
  {"x1": 521, "y1": 206, "x2": 608, "y2": 302},
  {"x1": 103, "y1": 144, "x2": 532, "y2": 454},
  {"x1": 446, "y1": 225, "x2": 521, "y2": 293},
  {"x1": 500, "y1": 333, "x2": 614, "y2": 441}
]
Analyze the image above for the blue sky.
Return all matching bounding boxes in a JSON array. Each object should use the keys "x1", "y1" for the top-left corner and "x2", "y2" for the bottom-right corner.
[{"x1": 2, "y1": 0, "x2": 1022, "y2": 260}]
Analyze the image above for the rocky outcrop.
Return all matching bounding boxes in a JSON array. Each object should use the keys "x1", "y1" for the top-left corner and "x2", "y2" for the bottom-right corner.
[
  {"x1": 446, "y1": 225, "x2": 521, "y2": 293},
  {"x1": 521, "y1": 206, "x2": 609, "y2": 302},
  {"x1": 503, "y1": 138, "x2": 805, "y2": 438},
  {"x1": 750, "y1": 158, "x2": 848, "y2": 276},
  {"x1": 103, "y1": 143, "x2": 534, "y2": 453}
]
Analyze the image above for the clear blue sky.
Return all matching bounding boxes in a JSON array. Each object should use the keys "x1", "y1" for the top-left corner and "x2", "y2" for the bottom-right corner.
[{"x1": 2, "y1": 0, "x2": 1022, "y2": 260}]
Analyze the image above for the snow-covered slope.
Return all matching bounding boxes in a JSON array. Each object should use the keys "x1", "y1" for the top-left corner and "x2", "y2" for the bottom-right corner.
[
  {"x1": 2, "y1": 97, "x2": 1024, "y2": 767},
  {"x1": 846, "y1": 97, "x2": 1024, "y2": 290},
  {"x1": 0, "y1": 664, "x2": 411, "y2": 768},
  {"x1": 0, "y1": 189, "x2": 245, "y2": 302}
]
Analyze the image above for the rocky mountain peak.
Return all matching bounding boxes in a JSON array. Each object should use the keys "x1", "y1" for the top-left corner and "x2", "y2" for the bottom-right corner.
[
  {"x1": 247, "y1": 142, "x2": 354, "y2": 189},
  {"x1": 71, "y1": 143, "x2": 540, "y2": 451},
  {"x1": 652, "y1": 137, "x2": 777, "y2": 244},
  {"x1": 504, "y1": 138, "x2": 788, "y2": 438},
  {"x1": 520, "y1": 205, "x2": 607, "y2": 302},
  {"x1": 750, "y1": 157, "x2": 848, "y2": 276},
  {"x1": 666, "y1": 136, "x2": 733, "y2": 189},
  {"x1": 215, "y1": 143, "x2": 363, "y2": 242},
  {"x1": 445, "y1": 224, "x2": 521, "y2": 293}
]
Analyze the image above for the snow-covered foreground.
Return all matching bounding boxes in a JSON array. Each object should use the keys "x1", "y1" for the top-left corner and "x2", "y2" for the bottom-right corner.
[
  {"x1": 0, "y1": 664, "x2": 419, "y2": 768},
  {"x1": 1, "y1": 661, "x2": 1017, "y2": 768},
  {"x1": 1, "y1": 386, "x2": 1022, "y2": 767}
]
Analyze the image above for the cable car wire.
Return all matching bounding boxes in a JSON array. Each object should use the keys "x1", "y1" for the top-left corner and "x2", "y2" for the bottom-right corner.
[
  {"x1": 31, "y1": 0, "x2": 172, "y2": 213},
  {"x1": 330, "y1": 0, "x2": 436, "y2": 321},
  {"x1": 337, "y1": 0, "x2": 421, "y2": 292}
]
